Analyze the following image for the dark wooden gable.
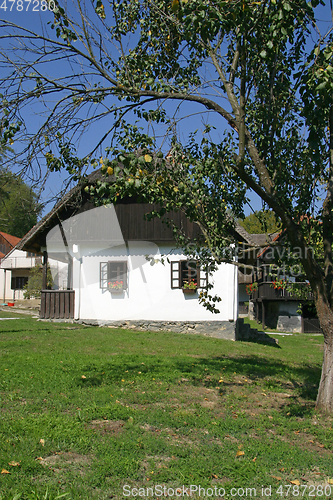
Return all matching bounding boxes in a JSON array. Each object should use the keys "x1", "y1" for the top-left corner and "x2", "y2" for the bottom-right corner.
[{"x1": 114, "y1": 202, "x2": 202, "y2": 241}]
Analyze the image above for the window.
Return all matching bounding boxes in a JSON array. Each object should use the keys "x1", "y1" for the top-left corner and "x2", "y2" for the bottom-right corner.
[
  {"x1": 11, "y1": 277, "x2": 29, "y2": 290},
  {"x1": 171, "y1": 260, "x2": 208, "y2": 289},
  {"x1": 100, "y1": 261, "x2": 128, "y2": 290}
]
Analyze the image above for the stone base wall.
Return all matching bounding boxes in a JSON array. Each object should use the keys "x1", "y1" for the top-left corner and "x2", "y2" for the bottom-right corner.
[
  {"x1": 277, "y1": 315, "x2": 302, "y2": 333},
  {"x1": 77, "y1": 319, "x2": 237, "y2": 340}
]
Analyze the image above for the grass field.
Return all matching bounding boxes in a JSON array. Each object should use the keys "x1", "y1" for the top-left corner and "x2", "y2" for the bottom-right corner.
[{"x1": 0, "y1": 312, "x2": 332, "y2": 499}]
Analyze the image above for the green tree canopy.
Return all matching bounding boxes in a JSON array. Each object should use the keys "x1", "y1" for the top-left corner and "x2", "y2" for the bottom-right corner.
[
  {"x1": 1, "y1": 0, "x2": 333, "y2": 411},
  {"x1": 0, "y1": 168, "x2": 41, "y2": 237},
  {"x1": 238, "y1": 211, "x2": 281, "y2": 235}
]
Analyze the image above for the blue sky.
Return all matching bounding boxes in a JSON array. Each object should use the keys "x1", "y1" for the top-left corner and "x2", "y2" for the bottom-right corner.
[{"x1": 1, "y1": 1, "x2": 332, "y2": 218}]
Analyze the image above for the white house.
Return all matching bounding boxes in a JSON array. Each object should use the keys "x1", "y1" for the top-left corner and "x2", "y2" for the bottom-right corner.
[
  {"x1": 0, "y1": 247, "x2": 42, "y2": 302},
  {"x1": 16, "y1": 169, "x2": 252, "y2": 339}
]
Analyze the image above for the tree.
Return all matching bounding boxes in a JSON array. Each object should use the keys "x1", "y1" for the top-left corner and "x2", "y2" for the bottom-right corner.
[
  {"x1": 23, "y1": 264, "x2": 53, "y2": 299},
  {"x1": 239, "y1": 210, "x2": 281, "y2": 235},
  {"x1": 0, "y1": 168, "x2": 42, "y2": 237},
  {"x1": 1, "y1": 0, "x2": 333, "y2": 410}
]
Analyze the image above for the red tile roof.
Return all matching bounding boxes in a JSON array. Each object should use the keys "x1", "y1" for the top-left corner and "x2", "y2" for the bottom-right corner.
[{"x1": 0, "y1": 232, "x2": 21, "y2": 248}]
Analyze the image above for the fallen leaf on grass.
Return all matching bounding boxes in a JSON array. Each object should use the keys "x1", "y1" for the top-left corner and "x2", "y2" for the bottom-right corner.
[
  {"x1": 327, "y1": 479, "x2": 333, "y2": 485},
  {"x1": 290, "y1": 480, "x2": 300, "y2": 486},
  {"x1": 8, "y1": 461, "x2": 20, "y2": 466},
  {"x1": 1, "y1": 469, "x2": 10, "y2": 474},
  {"x1": 36, "y1": 457, "x2": 43, "y2": 461},
  {"x1": 212, "y1": 474, "x2": 218, "y2": 479},
  {"x1": 272, "y1": 476, "x2": 282, "y2": 481},
  {"x1": 81, "y1": 375, "x2": 86, "y2": 379},
  {"x1": 252, "y1": 457, "x2": 257, "y2": 462},
  {"x1": 40, "y1": 439, "x2": 45, "y2": 446},
  {"x1": 236, "y1": 450, "x2": 244, "y2": 457}
]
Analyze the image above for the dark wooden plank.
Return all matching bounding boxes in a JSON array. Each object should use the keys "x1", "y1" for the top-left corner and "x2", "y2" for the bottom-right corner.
[
  {"x1": 64, "y1": 292, "x2": 69, "y2": 318},
  {"x1": 69, "y1": 291, "x2": 75, "y2": 319},
  {"x1": 45, "y1": 292, "x2": 50, "y2": 319},
  {"x1": 40, "y1": 291, "x2": 46, "y2": 318},
  {"x1": 55, "y1": 292, "x2": 60, "y2": 319},
  {"x1": 50, "y1": 292, "x2": 55, "y2": 319},
  {"x1": 59, "y1": 292, "x2": 65, "y2": 319}
]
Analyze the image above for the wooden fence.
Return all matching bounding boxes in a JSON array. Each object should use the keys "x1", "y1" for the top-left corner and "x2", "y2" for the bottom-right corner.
[{"x1": 40, "y1": 290, "x2": 75, "y2": 319}]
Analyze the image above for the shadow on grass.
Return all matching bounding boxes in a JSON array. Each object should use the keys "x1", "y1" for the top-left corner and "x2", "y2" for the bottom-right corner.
[
  {"x1": 282, "y1": 401, "x2": 316, "y2": 417},
  {"x1": 77, "y1": 354, "x2": 321, "y2": 402},
  {"x1": 182, "y1": 356, "x2": 320, "y2": 399},
  {"x1": 239, "y1": 336, "x2": 282, "y2": 348}
]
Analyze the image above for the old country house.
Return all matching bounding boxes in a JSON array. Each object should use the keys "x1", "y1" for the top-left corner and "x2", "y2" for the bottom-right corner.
[{"x1": 17, "y1": 168, "x2": 253, "y2": 339}]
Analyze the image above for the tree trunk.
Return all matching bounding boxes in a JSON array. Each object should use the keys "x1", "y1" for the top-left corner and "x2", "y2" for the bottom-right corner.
[{"x1": 314, "y1": 293, "x2": 333, "y2": 412}]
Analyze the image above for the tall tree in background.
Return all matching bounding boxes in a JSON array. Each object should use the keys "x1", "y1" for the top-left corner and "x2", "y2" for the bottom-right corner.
[
  {"x1": 238, "y1": 211, "x2": 281, "y2": 235},
  {"x1": 1, "y1": 1, "x2": 333, "y2": 410},
  {"x1": 0, "y1": 169, "x2": 41, "y2": 237}
]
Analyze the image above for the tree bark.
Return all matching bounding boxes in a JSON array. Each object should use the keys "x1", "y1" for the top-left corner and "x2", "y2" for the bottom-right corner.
[{"x1": 314, "y1": 292, "x2": 333, "y2": 412}]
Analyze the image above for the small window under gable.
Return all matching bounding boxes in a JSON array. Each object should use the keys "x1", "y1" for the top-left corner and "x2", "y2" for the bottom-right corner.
[
  {"x1": 100, "y1": 261, "x2": 128, "y2": 290},
  {"x1": 171, "y1": 260, "x2": 208, "y2": 289}
]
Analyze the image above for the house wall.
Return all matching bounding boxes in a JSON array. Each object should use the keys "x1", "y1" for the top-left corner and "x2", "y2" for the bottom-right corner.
[
  {"x1": 71, "y1": 241, "x2": 238, "y2": 324},
  {"x1": 0, "y1": 249, "x2": 63, "y2": 302},
  {"x1": 0, "y1": 269, "x2": 13, "y2": 302},
  {"x1": 262, "y1": 301, "x2": 302, "y2": 333},
  {"x1": 238, "y1": 284, "x2": 249, "y2": 303},
  {"x1": 277, "y1": 302, "x2": 302, "y2": 333},
  {"x1": 0, "y1": 249, "x2": 36, "y2": 301}
]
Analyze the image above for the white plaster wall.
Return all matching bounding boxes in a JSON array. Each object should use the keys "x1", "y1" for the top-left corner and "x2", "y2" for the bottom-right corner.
[
  {"x1": 0, "y1": 268, "x2": 13, "y2": 302},
  {"x1": 74, "y1": 242, "x2": 238, "y2": 322}
]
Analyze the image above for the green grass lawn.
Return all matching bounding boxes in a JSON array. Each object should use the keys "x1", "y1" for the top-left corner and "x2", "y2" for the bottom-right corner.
[{"x1": 0, "y1": 314, "x2": 332, "y2": 500}]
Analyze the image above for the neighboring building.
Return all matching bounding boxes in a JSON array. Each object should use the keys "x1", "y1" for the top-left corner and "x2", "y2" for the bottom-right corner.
[
  {"x1": 0, "y1": 232, "x2": 32, "y2": 302},
  {"x1": 0, "y1": 231, "x2": 21, "y2": 259},
  {"x1": 241, "y1": 232, "x2": 321, "y2": 333},
  {"x1": 16, "y1": 168, "x2": 252, "y2": 338},
  {"x1": 0, "y1": 247, "x2": 42, "y2": 301}
]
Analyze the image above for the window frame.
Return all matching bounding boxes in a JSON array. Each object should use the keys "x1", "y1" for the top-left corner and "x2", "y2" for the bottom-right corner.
[
  {"x1": 170, "y1": 260, "x2": 208, "y2": 289},
  {"x1": 11, "y1": 276, "x2": 29, "y2": 290},
  {"x1": 100, "y1": 261, "x2": 128, "y2": 290}
]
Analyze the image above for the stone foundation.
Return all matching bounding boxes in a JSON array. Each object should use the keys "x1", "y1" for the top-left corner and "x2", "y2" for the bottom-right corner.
[{"x1": 77, "y1": 319, "x2": 237, "y2": 340}]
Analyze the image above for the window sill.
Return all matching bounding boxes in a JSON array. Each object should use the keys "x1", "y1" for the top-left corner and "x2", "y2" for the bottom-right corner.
[
  {"x1": 109, "y1": 288, "x2": 126, "y2": 293},
  {"x1": 182, "y1": 288, "x2": 197, "y2": 294}
]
